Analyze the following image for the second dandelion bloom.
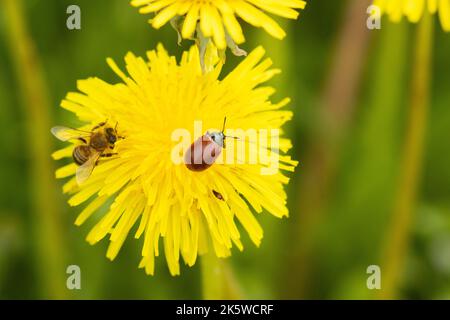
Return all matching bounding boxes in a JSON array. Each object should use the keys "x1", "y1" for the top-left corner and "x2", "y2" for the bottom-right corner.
[
  {"x1": 131, "y1": 0, "x2": 307, "y2": 50},
  {"x1": 52, "y1": 44, "x2": 297, "y2": 275},
  {"x1": 374, "y1": 0, "x2": 450, "y2": 31}
]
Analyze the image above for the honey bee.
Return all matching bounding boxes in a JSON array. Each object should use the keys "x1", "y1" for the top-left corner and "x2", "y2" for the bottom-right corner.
[{"x1": 51, "y1": 121, "x2": 123, "y2": 184}]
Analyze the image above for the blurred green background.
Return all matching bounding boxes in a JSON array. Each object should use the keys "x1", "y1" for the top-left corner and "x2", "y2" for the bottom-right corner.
[{"x1": 1, "y1": 0, "x2": 450, "y2": 299}]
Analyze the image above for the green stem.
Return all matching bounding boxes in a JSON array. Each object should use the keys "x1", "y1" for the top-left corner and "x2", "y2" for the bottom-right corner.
[
  {"x1": 2, "y1": 0, "x2": 68, "y2": 298},
  {"x1": 201, "y1": 253, "x2": 243, "y2": 300},
  {"x1": 380, "y1": 12, "x2": 434, "y2": 299}
]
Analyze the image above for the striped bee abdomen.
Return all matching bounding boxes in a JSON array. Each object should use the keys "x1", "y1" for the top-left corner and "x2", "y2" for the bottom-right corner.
[{"x1": 73, "y1": 145, "x2": 92, "y2": 165}]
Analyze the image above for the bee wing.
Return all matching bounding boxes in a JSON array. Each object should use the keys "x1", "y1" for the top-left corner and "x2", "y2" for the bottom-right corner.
[
  {"x1": 76, "y1": 151, "x2": 100, "y2": 185},
  {"x1": 51, "y1": 126, "x2": 90, "y2": 142}
]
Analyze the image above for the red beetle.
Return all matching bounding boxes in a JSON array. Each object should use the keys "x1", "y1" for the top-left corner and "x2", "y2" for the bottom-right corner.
[{"x1": 184, "y1": 117, "x2": 235, "y2": 172}]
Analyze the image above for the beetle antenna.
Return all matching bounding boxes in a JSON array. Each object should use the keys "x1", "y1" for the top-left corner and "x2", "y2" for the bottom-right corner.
[
  {"x1": 221, "y1": 117, "x2": 227, "y2": 133},
  {"x1": 225, "y1": 135, "x2": 239, "y2": 140}
]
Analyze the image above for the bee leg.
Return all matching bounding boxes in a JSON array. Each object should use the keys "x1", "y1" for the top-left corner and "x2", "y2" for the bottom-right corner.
[
  {"x1": 78, "y1": 137, "x2": 87, "y2": 143},
  {"x1": 100, "y1": 153, "x2": 118, "y2": 158},
  {"x1": 92, "y1": 120, "x2": 107, "y2": 131}
]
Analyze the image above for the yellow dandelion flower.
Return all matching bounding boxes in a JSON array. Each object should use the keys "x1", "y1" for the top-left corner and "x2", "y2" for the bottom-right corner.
[
  {"x1": 51, "y1": 44, "x2": 297, "y2": 275},
  {"x1": 374, "y1": 0, "x2": 450, "y2": 31},
  {"x1": 130, "y1": 0, "x2": 307, "y2": 50}
]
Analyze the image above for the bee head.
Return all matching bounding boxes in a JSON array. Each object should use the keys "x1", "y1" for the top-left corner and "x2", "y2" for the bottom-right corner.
[{"x1": 105, "y1": 127, "x2": 117, "y2": 144}]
